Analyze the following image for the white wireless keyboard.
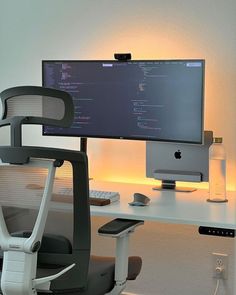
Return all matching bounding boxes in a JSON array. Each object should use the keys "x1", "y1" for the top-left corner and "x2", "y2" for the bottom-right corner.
[
  {"x1": 89, "y1": 189, "x2": 120, "y2": 202},
  {"x1": 54, "y1": 187, "x2": 120, "y2": 206}
]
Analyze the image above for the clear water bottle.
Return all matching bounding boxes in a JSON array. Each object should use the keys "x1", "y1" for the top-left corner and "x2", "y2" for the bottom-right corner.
[{"x1": 207, "y1": 137, "x2": 227, "y2": 202}]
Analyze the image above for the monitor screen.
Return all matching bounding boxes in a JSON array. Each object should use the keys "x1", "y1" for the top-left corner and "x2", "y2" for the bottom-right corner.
[{"x1": 42, "y1": 60, "x2": 204, "y2": 144}]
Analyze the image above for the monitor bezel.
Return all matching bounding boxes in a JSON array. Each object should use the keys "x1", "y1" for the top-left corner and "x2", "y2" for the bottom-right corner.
[{"x1": 42, "y1": 59, "x2": 205, "y2": 144}]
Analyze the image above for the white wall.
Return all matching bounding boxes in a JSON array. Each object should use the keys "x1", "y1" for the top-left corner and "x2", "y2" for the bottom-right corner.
[
  {"x1": 1, "y1": 0, "x2": 236, "y2": 188},
  {"x1": 1, "y1": 1, "x2": 236, "y2": 294}
]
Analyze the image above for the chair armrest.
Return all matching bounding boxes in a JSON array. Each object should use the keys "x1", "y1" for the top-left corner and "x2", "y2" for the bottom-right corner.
[
  {"x1": 98, "y1": 218, "x2": 144, "y2": 238},
  {"x1": 98, "y1": 218, "x2": 144, "y2": 294}
]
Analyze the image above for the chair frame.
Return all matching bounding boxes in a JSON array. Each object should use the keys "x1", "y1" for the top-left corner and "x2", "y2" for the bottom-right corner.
[{"x1": 0, "y1": 86, "x2": 143, "y2": 295}]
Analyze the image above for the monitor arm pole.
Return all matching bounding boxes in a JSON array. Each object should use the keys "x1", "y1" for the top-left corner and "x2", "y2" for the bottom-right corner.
[{"x1": 80, "y1": 137, "x2": 87, "y2": 154}]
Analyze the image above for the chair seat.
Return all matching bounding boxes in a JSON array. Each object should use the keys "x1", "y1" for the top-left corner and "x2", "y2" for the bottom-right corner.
[
  {"x1": 0, "y1": 233, "x2": 142, "y2": 294},
  {"x1": 0, "y1": 255, "x2": 141, "y2": 295},
  {"x1": 36, "y1": 255, "x2": 141, "y2": 295}
]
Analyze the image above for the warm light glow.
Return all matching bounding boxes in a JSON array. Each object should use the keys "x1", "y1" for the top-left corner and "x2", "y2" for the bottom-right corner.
[{"x1": 72, "y1": 20, "x2": 236, "y2": 191}]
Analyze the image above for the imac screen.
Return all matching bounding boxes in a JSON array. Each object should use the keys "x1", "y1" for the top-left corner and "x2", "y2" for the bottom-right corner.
[{"x1": 42, "y1": 60, "x2": 204, "y2": 144}]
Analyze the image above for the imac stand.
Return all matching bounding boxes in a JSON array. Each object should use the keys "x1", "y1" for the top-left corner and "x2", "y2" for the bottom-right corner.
[
  {"x1": 155, "y1": 181, "x2": 196, "y2": 192},
  {"x1": 152, "y1": 176, "x2": 200, "y2": 193}
]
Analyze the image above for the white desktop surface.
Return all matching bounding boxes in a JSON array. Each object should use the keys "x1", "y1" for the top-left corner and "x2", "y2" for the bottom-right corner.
[
  {"x1": 90, "y1": 181, "x2": 236, "y2": 229},
  {"x1": 1, "y1": 180, "x2": 236, "y2": 229},
  {"x1": 1, "y1": 179, "x2": 236, "y2": 294}
]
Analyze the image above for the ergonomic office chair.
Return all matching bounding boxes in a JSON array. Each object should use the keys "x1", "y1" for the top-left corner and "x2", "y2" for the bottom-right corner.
[{"x1": 0, "y1": 86, "x2": 143, "y2": 295}]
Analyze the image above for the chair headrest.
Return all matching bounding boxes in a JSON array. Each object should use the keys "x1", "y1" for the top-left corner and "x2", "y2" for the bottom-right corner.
[{"x1": 0, "y1": 86, "x2": 74, "y2": 147}]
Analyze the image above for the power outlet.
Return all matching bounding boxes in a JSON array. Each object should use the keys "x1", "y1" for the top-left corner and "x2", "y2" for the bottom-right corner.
[{"x1": 212, "y1": 252, "x2": 228, "y2": 279}]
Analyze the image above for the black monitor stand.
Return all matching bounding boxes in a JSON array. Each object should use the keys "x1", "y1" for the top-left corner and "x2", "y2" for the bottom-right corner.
[
  {"x1": 80, "y1": 137, "x2": 92, "y2": 180},
  {"x1": 80, "y1": 137, "x2": 87, "y2": 154}
]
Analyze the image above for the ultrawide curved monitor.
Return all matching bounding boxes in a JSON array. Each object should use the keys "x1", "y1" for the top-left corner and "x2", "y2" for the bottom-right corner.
[{"x1": 42, "y1": 60, "x2": 204, "y2": 144}]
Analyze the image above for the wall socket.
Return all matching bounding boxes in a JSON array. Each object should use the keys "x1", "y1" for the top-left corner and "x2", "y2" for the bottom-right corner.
[{"x1": 212, "y1": 252, "x2": 228, "y2": 279}]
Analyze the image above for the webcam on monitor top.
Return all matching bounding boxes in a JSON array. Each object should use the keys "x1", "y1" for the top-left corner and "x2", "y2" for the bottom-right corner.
[{"x1": 114, "y1": 53, "x2": 132, "y2": 61}]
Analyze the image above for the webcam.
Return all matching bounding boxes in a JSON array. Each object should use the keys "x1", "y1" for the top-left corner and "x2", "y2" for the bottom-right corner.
[{"x1": 114, "y1": 53, "x2": 132, "y2": 61}]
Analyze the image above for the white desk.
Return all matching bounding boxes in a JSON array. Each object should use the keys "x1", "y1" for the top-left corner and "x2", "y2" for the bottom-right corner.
[
  {"x1": 1, "y1": 180, "x2": 236, "y2": 229},
  {"x1": 1, "y1": 180, "x2": 236, "y2": 294},
  {"x1": 90, "y1": 181, "x2": 236, "y2": 229}
]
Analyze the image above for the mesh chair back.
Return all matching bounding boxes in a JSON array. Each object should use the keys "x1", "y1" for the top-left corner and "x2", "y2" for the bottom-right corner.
[{"x1": 0, "y1": 86, "x2": 91, "y2": 293}]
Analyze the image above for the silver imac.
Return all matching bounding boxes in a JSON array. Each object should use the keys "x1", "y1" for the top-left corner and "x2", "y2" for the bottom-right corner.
[{"x1": 146, "y1": 131, "x2": 213, "y2": 192}]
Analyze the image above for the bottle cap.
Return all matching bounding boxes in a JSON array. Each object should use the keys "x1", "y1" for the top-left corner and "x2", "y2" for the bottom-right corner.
[{"x1": 213, "y1": 137, "x2": 223, "y2": 143}]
